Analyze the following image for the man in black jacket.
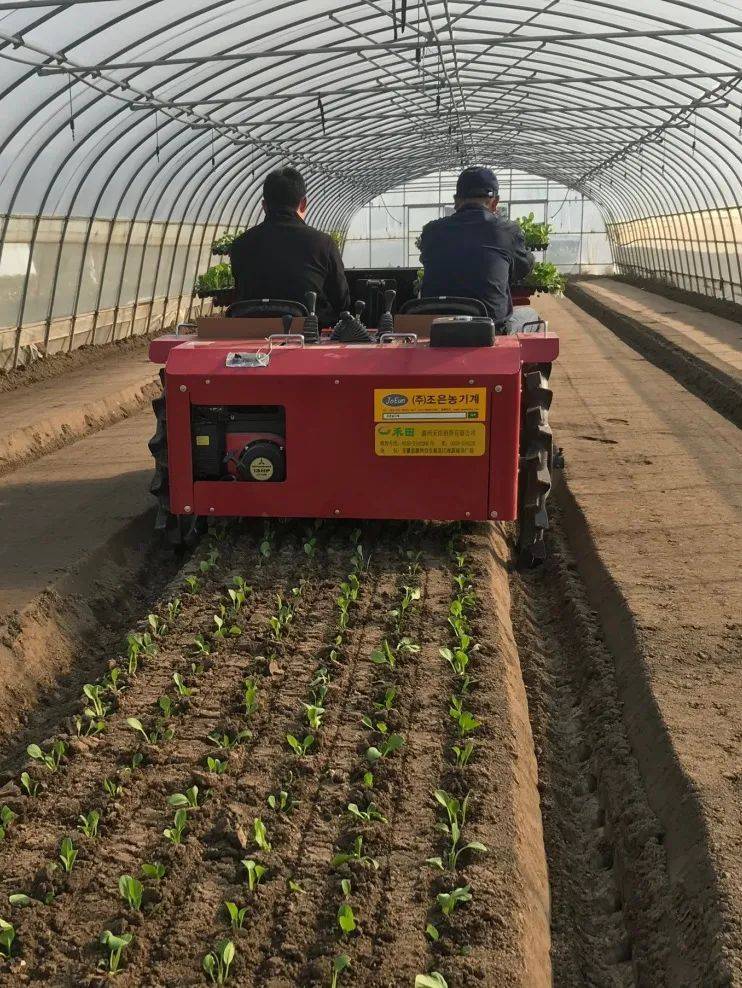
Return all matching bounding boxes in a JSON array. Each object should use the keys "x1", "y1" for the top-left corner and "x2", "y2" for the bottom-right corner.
[
  {"x1": 420, "y1": 167, "x2": 534, "y2": 329},
  {"x1": 229, "y1": 167, "x2": 351, "y2": 326}
]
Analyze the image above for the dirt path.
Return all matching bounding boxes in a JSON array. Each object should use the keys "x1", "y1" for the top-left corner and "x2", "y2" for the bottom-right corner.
[{"x1": 535, "y1": 292, "x2": 742, "y2": 986}]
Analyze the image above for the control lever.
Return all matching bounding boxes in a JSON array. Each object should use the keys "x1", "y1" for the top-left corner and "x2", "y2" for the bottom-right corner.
[
  {"x1": 281, "y1": 312, "x2": 293, "y2": 335},
  {"x1": 303, "y1": 291, "x2": 320, "y2": 344},
  {"x1": 354, "y1": 299, "x2": 366, "y2": 324},
  {"x1": 377, "y1": 288, "x2": 396, "y2": 336}
]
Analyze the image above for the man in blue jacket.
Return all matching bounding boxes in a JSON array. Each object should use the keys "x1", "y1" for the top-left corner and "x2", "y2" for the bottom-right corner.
[{"x1": 419, "y1": 167, "x2": 534, "y2": 330}]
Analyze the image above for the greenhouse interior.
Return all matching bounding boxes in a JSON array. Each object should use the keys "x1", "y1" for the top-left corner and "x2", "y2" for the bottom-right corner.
[{"x1": 0, "y1": 2, "x2": 740, "y2": 987}]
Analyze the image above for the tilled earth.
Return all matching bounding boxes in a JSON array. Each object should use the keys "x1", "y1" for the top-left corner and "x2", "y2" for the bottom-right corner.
[
  {"x1": 0, "y1": 521, "x2": 547, "y2": 987},
  {"x1": 0, "y1": 516, "x2": 733, "y2": 987}
]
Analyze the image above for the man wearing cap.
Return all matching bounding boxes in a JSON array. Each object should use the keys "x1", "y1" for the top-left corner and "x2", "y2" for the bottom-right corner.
[{"x1": 419, "y1": 167, "x2": 534, "y2": 330}]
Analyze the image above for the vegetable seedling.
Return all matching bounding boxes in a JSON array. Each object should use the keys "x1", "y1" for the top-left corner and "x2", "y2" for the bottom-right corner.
[
  {"x1": 173, "y1": 672, "x2": 192, "y2": 697},
  {"x1": 208, "y1": 730, "x2": 250, "y2": 751},
  {"x1": 118, "y1": 874, "x2": 144, "y2": 911},
  {"x1": 436, "y1": 885, "x2": 472, "y2": 917},
  {"x1": 103, "y1": 778, "x2": 123, "y2": 799},
  {"x1": 330, "y1": 953, "x2": 350, "y2": 987},
  {"x1": 20, "y1": 771, "x2": 39, "y2": 797},
  {"x1": 370, "y1": 639, "x2": 396, "y2": 671},
  {"x1": 303, "y1": 536, "x2": 317, "y2": 558},
  {"x1": 83, "y1": 683, "x2": 108, "y2": 719},
  {"x1": 100, "y1": 930, "x2": 132, "y2": 974},
  {"x1": 0, "y1": 806, "x2": 17, "y2": 842},
  {"x1": 366, "y1": 733, "x2": 404, "y2": 764},
  {"x1": 337, "y1": 903, "x2": 356, "y2": 935},
  {"x1": 286, "y1": 734, "x2": 314, "y2": 758},
  {"x1": 213, "y1": 611, "x2": 241, "y2": 640},
  {"x1": 241, "y1": 859, "x2": 267, "y2": 892},
  {"x1": 415, "y1": 975, "x2": 448, "y2": 988},
  {"x1": 253, "y1": 817, "x2": 271, "y2": 852},
  {"x1": 267, "y1": 789, "x2": 297, "y2": 813},
  {"x1": 287, "y1": 879, "x2": 306, "y2": 895},
  {"x1": 303, "y1": 703, "x2": 325, "y2": 731},
  {"x1": 166, "y1": 598, "x2": 182, "y2": 622},
  {"x1": 347, "y1": 802, "x2": 387, "y2": 824},
  {"x1": 27, "y1": 740, "x2": 66, "y2": 772},
  {"x1": 206, "y1": 756, "x2": 228, "y2": 775},
  {"x1": 203, "y1": 939, "x2": 235, "y2": 985},
  {"x1": 374, "y1": 687, "x2": 397, "y2": 711},
  {"x1": 78, "y1": 810, "x2": 100, "y2": 838},
  {"x1": 448, "y1": 696, "x2": 480, "y2": 738},
  {"x1": 331, "y1": 835, "x2": 378, "y2": 871},
  {"x1": 452, "y1": 740, "x2": 475, "y2": 768},
  {"x1": 243, "y1": 678, "x2": 258, "y2": 717},
  {"x1": 148, "y1": 613, "x2": 167, "y2": 638},
  {"x1": 168, "y1": 786, "x2": 202, "y2": 810},
  {"x1": 59, "y1": 836, "x2": 78, "y2": 873},
  {"x1": 158, "y1": 695, "x2": 174, "y2": 719},
  {"x1": 193, "y1": 633, "x2": 212, "y2": 656},
  {"x1": 0, "y1": 919, "x2": 15, "y2": 958},
  {"x1": 199, "y1": 548, "x2": 220, "y2": 574},
  {"x1": 184, "y1": 574, "x2": 201, "y2": 594},
  {"x1": 224, "y1": 901, "x2": 248, "y2": 929},
  {"x1": 163, "y1": 809, "x2": 188, "y2": 845},
  {"x1": 141, "y1": 862, "x2": 166, "y2": 881},
  {"x1": 126, "y1": 717, "x2": 173, "y2": 745},
  {"x1": 340, "y1": 879, "x2": 352, "y2": 899}
]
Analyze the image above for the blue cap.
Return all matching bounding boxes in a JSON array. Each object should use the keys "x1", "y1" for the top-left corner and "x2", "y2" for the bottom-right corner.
[{"x1": 456, "y1": 166, "x2": 499, "y2": 198}]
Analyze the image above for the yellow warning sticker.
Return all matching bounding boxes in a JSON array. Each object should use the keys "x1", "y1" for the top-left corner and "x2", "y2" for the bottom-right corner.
[
  {"x1": 375, "y1": 422, "x2": 486, "y2": 457},
  {"x1": 195, "y1": 435, "x2": 210, "y2": 446},
  {"x1": 374, "y1": 387, "x2": 486, "y2": 422}
]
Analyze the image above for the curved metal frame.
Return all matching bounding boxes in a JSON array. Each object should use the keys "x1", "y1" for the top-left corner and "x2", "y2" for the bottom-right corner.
[{"x1": 0, "y1": 1, "x2": 740, "y2": 366}]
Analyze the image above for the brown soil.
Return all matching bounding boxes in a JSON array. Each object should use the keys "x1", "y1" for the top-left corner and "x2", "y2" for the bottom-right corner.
[
  {"x1": 0, "y1": 333, "x2": 156, "y2": 396},
  {"x1": 0, "y1": 521, "x2": 548, "y2": 987}
]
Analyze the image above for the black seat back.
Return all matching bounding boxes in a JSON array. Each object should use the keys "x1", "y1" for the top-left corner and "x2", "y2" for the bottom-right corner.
[
  {"x1": 399, "y1": 296, "x2": 487, "y2": 317},
  {"x1": 226, "y1": 298, "x2": 308, "y2": 319}
]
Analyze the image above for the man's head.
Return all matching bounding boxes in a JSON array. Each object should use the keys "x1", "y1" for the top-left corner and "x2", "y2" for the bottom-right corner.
[
  {"x1": 454, "y1": 166, "x2": 500, "y2": 213},
  {"x1": 262, "y1": 167, "x2": 308, "y2": 218}
]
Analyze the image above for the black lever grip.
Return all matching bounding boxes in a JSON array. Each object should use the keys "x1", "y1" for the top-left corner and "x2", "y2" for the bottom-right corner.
[
  {"x1": 305, "y1": 291, "x2": 317, "y2": 316},
  {"x1": 384, "y1": 288, "x2": 396, "y2": 313},
  {"x1": 281, "y1": 313, "x2": 293, "y2": 334}
]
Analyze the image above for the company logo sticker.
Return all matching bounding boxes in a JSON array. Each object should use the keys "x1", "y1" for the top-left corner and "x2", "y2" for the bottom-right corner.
[{"x1": 382, "y1": 393, "x2": 409, "y2": 407}]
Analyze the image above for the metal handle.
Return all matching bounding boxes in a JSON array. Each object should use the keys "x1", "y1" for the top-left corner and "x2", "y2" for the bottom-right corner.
[
  {"x1": 267, "y1": 333, "x2": 305, "y2": 349},
  {"x1": 379, "y1": 332, "x2": 418, "y2": 344},
  {"x1": 175, "y1": 322, "x2": 197, "y2": 336},
  {"x1": 520, "y1": 318, "x2": 548, "y2": 336}
]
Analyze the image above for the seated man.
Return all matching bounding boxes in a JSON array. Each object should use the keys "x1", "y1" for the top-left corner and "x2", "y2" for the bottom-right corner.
[
  {"x1": 229, "y1": 166, "x2": 351, "y2": 325},
  {"x1": 419, "y1": 166, "x2": 534, "y2": 330}
]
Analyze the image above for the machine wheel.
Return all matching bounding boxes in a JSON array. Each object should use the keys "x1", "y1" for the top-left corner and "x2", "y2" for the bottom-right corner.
[
  {"x1": 517, "y1": 367, "x2": 555, "y2": 567},
  {"x1": 148, "y1": 375, "x2": 204, "y2": 549}
]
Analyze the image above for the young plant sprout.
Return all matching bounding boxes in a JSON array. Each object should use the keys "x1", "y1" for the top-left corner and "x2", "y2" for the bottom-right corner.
[
  {"x1": 141, "y1": 862, "x2": 166, "y2": 881},
  {"x1": 148, "y1": 613, "x2": 167, "y2": 638},
  {"x1": 330, "y1": 953, "x2": 351, "y2": 987},
  {"x1": 337, "y1": 903, "x2": 356, "y2": 935},
  {"x1": 27, "y1": 740, "x2": 66, "y2": 772},
  {"x1": 452, "y1": 741, "x2": 475, "y2": 768},
  {"x1": 374, "y1": 687, "x2": 397, "y2": 711},
  {"x1": 58, "y1": 836, "x2": 78, "y2": 873},
  {"x1": 0, "y1": 919, "x2": 15, "y2": 958},
  {"x1": 396, "y1": 636, "x2": 421, "y2": 657},
  {"x1": 253, "y1": 818, "x2": 271, "y2": 852},
  {"x1": 184, "y1": 575, "x2": 201, "y2": 594},
  {"x1": 347, "y1": 802, "x2": 387, "y2": 824},
  {"x1": 202, "y1": 939, "x2": 235, "y2": 984},
  {"x1": 0, "y1": 806, "x2": 17, "y2": 841},
  {"x1": 126, "y1": 716, "x2": 173, "y2": 745},
  {"x1": 340, "y1": 878, "x2": 352, "y2": 898},
  {"x1": 208, "y1": 730, "x2": 251, "y2": 751},
  {"x1": 75, "y1": 714, "x2": 105, "y2": 737},
  {"x1": 286, "y1": 734, "x2": 314, "y2": 758},
  {"x1": 100, "y1": 930, "x2": 133, "y2": 974},
  {"x1": 243, "y1": 678, "x2": 258, "y2": 717},
  {"x1": 163, "y1": 809, "x2": 188, "y2": 845},
  {"x1": 206, "y1": 756, "x2": 228, "y2": 775},
  {"x1": 370, "y1": 639, "x2": 396, "y2": 671},
  {"x1": 303, "y1": 535, "x2": 317, "y2": 558},
  {"x1": 193, "y1": 634, "x2": 212, "y2": 656},
  {"x1": 227, "y1": 587, "x2": 247, "y2": 615},
  {"x1": 103, "y1": 777, "x2": 123, "y2": 799},
  {"x1": 362, "y1": 771, "x2": 374, "y2": 789},
  {"x1": 199, "y1": 548, "x2": 220, "y2": 574},
  {"x1": 267, "y1": 789, "x2": 298, "y2": 813},
  {"x1": 427, "y1": 790, "x2": 487, "y2": 871},
  {"x1": 436, "y1": 885, "x2": 472, "y2": 917},
  {"x1": 302, "y1": 703, "x2": 325, "y2": 731},
  {"x1": 82, "y1": 683, "x2": 108, "y2": 719},
  {"x1": 166, "y1": 598, "x2": 182, "y2": 622},
  {"x1": 172, "y1": 672, "x2": 192, "y2": 697},
  {"x1": 439, "y1": 646, "x2": 469, "y2": 678},
  {"x1": 331, "y1": 835, "x2": 378, "y2": 871},
  {"x1": 415, "y1": 974, "x2": 448, "y2": 988},
  {"x1": 158, "y1": 695, "x2": 174, "y2": 719},
  {"x1": 78, "y1": 810, "x2": 100, "y2": 838},
  {"x1": 287, "y1": 878, "x2": 306, "y2": 895},
  {"x1": 366, "y1": 733, "x2": 404, "y2": 764},
  {"x1": 213, "y1": 609, "x2": 241, "y2": 640},
  {"x1": 448, "y1": 696, "x2": 480, "y2": 738},
  {"x1": 21, "y1": 772, "x2": 41, "y2": 796},
  {"x1": 118, "y1": 874, "x2": 144, "y2": 911},
  {"x1": 168, "y1": 786, "x2": 203, "y2": 810},
  {"x1": 241, "y1": 859, "x2": 267, "y2": 892},
  {"x1": 224, "y1": 901, "x2": 248, "y2": 929}
]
